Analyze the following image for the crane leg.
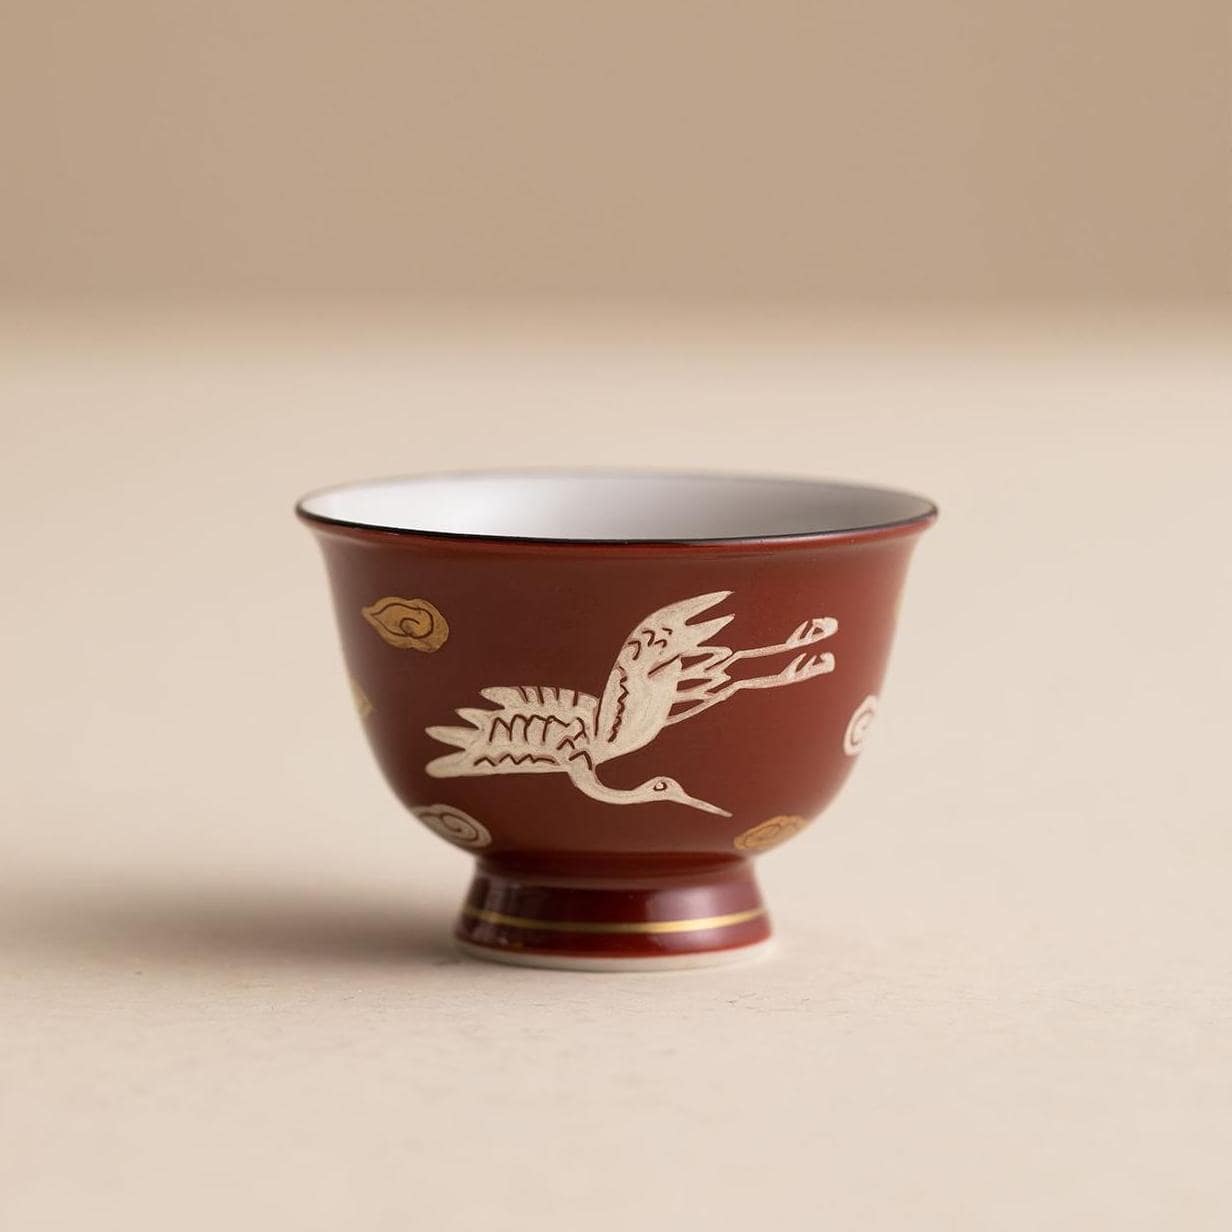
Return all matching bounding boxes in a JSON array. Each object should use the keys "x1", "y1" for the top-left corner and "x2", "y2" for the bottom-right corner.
[
  {"x1": 723, "y1": 616, "x2": 837, "y2": 664},
  {"x1": 664, "y1": 649, "x2": 835, "y2": 725}
]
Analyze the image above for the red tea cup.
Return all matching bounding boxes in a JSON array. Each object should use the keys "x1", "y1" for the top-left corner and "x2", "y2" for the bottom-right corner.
[{"x1": 297, "y1": 471, "x2": 936, "y2": 970}]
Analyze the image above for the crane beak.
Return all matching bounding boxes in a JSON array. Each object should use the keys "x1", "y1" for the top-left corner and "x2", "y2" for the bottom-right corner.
[{"x1": 683, "y1": 794, "x2": 732, "y2": 817}]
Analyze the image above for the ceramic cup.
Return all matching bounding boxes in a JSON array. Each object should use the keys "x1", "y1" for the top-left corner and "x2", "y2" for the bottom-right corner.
[{"x1": 297, "y1": 471, "x2": 936, "y2": 970}]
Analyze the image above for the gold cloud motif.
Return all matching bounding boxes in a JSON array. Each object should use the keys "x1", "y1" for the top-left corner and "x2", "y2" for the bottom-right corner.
[
  {"x1": 733, "y1": 814, "x2": 808, "y2": 852},
  {"x1": 843, "y1": 694, "x2": 878, "y2": 755},
  {"x1": 362, "y1": 596, "x2": 449, "y2": 652},
  {"x1": 349, "y1": 677, "x2": 374, "y2": 718},
  {"x1": 413, "y1": 804, "x2": 493, "y2": 850}
]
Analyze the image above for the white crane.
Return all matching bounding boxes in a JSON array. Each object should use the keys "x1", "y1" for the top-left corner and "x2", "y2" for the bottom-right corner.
[{"x1": 425, "y1": 591, "x2": 837, "y2": 816}]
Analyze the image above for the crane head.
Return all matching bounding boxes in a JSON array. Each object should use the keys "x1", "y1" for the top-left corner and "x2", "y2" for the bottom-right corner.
[{"x1": 639, "y1": 776, "x2": 730, "y2": 816}]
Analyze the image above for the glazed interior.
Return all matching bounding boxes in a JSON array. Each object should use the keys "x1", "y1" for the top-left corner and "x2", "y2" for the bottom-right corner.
[{"x1": 298, "y1": 471, "x2": 935, "y2": 542}]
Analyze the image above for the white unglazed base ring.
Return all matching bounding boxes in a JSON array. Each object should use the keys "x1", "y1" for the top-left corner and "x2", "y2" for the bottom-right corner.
[{"x1": 455, "y1": 937, "x2": 775, "y2": 972}]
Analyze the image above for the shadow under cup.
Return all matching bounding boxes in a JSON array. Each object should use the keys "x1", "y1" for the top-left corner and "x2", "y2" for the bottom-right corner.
[{"x1": 297, "y1": 471, "x2": 936, "y2": 970}]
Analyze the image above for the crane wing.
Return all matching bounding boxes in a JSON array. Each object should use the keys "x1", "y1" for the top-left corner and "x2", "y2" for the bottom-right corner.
[
  {"x1": 426, "y1": 686, "x2": 599, "y2": 778},
  {"x1": 593, "y1": 591, "x2": 735, "y2": 756}
]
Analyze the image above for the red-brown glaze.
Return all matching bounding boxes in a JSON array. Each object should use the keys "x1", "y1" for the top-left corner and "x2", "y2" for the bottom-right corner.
[{"x1": 300, "y1": 514, "x2": 933, "y2": 962}]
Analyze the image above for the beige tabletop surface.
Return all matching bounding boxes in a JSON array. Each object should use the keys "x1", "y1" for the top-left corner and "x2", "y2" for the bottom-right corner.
[{"x1": 2, "y1": 304, "x2": 1229, "y2": 1230}]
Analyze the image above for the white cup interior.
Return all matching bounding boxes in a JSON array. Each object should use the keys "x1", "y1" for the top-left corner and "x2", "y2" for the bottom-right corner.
[{"x1": 298, "y1": 471, "x2": 935, "y2": 542}]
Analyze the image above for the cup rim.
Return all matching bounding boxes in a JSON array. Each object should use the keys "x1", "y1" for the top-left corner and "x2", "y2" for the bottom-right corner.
[{"x1": 295, "y1": 467, "x2": 939, "y2": 548}]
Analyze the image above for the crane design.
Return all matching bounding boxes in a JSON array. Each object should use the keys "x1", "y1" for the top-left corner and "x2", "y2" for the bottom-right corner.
[{"x1": 425, "y1": 591, "x2": 838, "y2": 816}]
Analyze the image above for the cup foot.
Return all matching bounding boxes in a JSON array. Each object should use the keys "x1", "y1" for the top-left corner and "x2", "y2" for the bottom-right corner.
[
  {"x1": 454, "y1": 859, "x2": 771, "y2": 971},
  {"x1": 456, "y1": 937, "x2": 774, "y2": 972}
]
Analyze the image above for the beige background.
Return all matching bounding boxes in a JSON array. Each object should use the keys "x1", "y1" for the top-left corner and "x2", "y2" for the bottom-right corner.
[
  {"x1": 1, "y1": 303, "x2": 1230, "y2": 1229},
  {"x1": 2, "y1": 1, "x2": 1229, "y2": 300},
  {"x1": 2, "y1": 5, "x2": 1231, "y2": 1229}
]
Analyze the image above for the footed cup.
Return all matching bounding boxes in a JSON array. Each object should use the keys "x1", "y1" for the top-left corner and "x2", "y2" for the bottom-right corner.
[{"x1": 297, "y1": 470, "x2": 935, "y2": 970}]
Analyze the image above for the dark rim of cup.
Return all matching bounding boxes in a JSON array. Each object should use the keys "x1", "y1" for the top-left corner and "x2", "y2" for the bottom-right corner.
[{"x1": 294, "y1": 468, "x2": 939, "y2": 549}]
